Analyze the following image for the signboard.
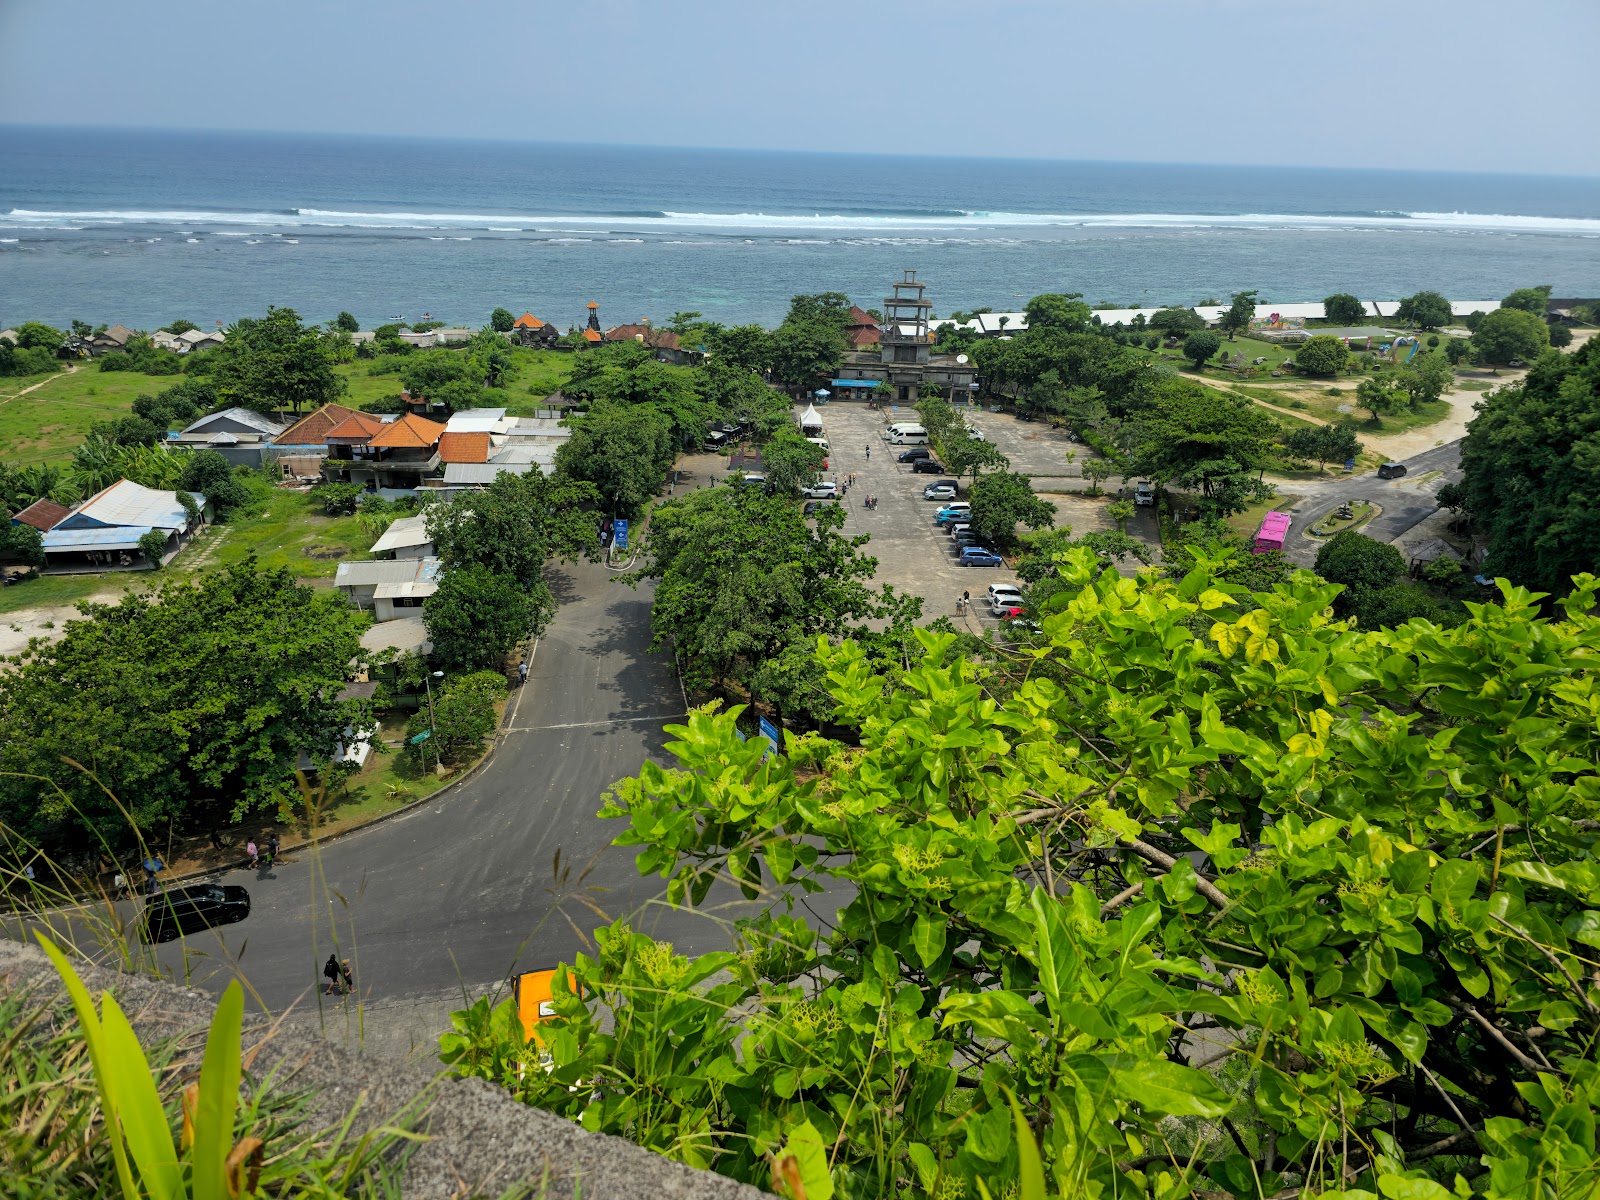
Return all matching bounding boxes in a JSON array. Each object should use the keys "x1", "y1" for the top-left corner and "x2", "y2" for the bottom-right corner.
[
  {"x1": 409, "y1": 729, "x2": 432, "y2": 745},
  {"x1": 759, "y1": 716, "x2": 780, "y2": 757},
  {"x1": 613, "y1": 519, "x2": 629, "y2": 550}
]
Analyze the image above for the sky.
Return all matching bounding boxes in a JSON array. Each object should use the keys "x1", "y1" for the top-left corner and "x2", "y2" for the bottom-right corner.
[{"x1": 2, "y1": 0, "x2": 1597, "y2": 176}]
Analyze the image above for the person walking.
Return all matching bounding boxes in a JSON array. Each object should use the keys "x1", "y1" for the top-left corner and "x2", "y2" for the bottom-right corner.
[
  {"x1": 322, "y1": 953, "x2": 341, "y2": 995},
  {"x1": 517, "y1": 659, "x2": 528, "y2": 687},
  {"x1": 208, "y1": 829, "x2": 225, "y2": 852},
  {"x1": 864, "y1": 444, "x2": 871, "y2": 461},
  {"x1": 265, "y1": 829, "x2": 280, "y2": 866},
  {"x1": 339, "y1": 958, "x2": 354, "y2": 996},
  {"x1": 245, "y1": 838, "x2": 259, "y2": 869}
]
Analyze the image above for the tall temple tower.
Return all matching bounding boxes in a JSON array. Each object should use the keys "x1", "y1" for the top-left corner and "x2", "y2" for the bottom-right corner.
[{"x1": 879, "y1": 270, "x2": 932, "y2": 402}]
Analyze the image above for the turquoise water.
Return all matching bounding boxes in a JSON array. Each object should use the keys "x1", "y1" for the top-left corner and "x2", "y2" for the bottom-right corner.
[{"x1": 2, "y1": 126, "x2": 1597, "y2": 329}]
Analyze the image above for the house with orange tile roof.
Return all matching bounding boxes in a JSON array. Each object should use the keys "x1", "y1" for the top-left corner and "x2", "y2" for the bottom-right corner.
[
  {"x1": 603, "y1": 323, "x2": 700, "y2": 365},
  {"x1": 271, "y1": 403, "x2": 363, "y2": 451},
  {"x1": 325, "y1": 413, "x2": 447, "y2": 489},
  {"x1": 437, "y1": 431, "x2": 491, "y2": 464},
  {"x1": 511, "y1": 312, "x2": 558, "y2": 347}
]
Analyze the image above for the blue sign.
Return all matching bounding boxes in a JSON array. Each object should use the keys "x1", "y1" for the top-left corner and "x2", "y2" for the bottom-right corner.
[
  {"x1": 759, "y1": 716, "x2": 780, "y2": 756},
  {"x1": 409, "y1": 729, "x2": 432, "y2": 745},
  {"x1": 614, "y1": 519, "x2": 629, "y2": 550}
]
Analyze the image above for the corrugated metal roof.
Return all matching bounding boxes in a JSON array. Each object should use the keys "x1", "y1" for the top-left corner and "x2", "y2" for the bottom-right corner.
[
  {"x1": 444, "y1": 462, "x2": 536, "y2": 484},
  {"x1": 368, "y1": 514, "x2": 433, "y2": 555},
  {"x1": 487, "y1": 446, "x2": 555, "y2": 466},
  {"x1": 183, "y1": 407, "x2": 286, "y2": 437},
  {"x1": 373, "y1": 579, "x2": 440, "y2": 600},
  {"x1": 360, "y1": 616, "x2": 432, "y2": 655},
  {"x1": 42, "y1": 525, "x2": 158, "y2": 551},
  {"x1": 334, "y1": 556, "x2": 442, "y2": 588},
  {"x1": 57, "y1": 480, "x2": 202, "y2": 532}
]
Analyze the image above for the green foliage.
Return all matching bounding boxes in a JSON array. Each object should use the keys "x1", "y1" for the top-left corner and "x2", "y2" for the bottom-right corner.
[
  {"x1": 1022, "y1": 292, "x2": 1092, "y2": 333},
  {"x1": 1500, "y1": 285, "x2": 1552, "y2": 316},
  {"x1": 1295, "y1": 334, "x2": 1350, "y2": 376},
  {"x1": 426, "y1": 467, "x2": 600, "y2": 589},
  {"x1": 624, "y1": 486, "x2": 891, "y2": 709},
  {"x1": 209, "y1": 307, "x2": 344, "y2": 416},
  {"x1": 405, "y1": 670, "x2": 506, "y2": 766},
  {"x1": 708, "y1": 324, "x2": 774, "y2": 374},
  {"x1": 1312, "y1": 529, "x2": 1422, "y2": 627},
  {"x1": 1443, "y1": 336, "x2": 1471, "y2": 365},
  {"x1": 309, "y1": 482, "x2": 362, "y2": 516},
  {"x1": 1106, "y1": 498, "x2": 1135, "y2": 530},
  {"x1": 179, "y1": 449, "x2": 249, "y2": 513},
  {"x1": 1356, "y1": 376, "x2": 1401, "y2": 422},
  {"x1": 96, "y1": 338, "x2": 185, "y2": 376},
  {"x1": 1549, "y1": 323, "x2": 1574, "y2": 349},
  {"x1": 136, "y1": 530, "x2": 169, "y2": 565},
  {"x1": 1181, "y1": 330, "x2": 1221, "y2": 369},
  {"x1": 1128, "y1": 379, "x2": 1277, "y2": 517},
  {"x1": 1458, "y1": 339, "x2": 1600, "y2": 593},
  {"x1": 1422, "y1": 555, "x2": 1463, "y2": 585},
  {"x1": 447, "y1": 555, "x2": 1600, "y2": 1198},
  {"x1": 0, "y1": 520, "x2": 46, "y2": 567},
  {"x1": 1218, "y1": 289, "x2": 1258, "y2": 339},
  {"x1": 1395, "y1": 290, "x2": 1453, "y2": 330},
  {"x1": 424, "y1": 565, "x2": 543, "y2": 672},
  {"x1": 1394, "y1": 353, "x2": 1454, "y2": 407},
  {"x1": 0, "y1": 559, "x2": 369, "y2": 846},
  {"x1": 330, "y1": 310, "x2": 360, "y2": 333},
  {"x1": 1082, "y1": 456, "x2": 1115, "y2": 494},
  {"x1": 489, "y1": 307, "x2": 515, "y2": 333},
  {"x1": 13, "y1": 321, "x2": 66, "y2": 352},
  {"x1": 0, "y1": 338, "x2": 63, "y2": 377},
  {"x1": 967, "y1": 470, "x2": 1055, "y2": 548},
  {"x1": 759, "y1": 433, "x2": 826, "y2": 495},
  {"x1": 1322, "y1": 293, "x2": 1368, "y2": 325},
  {"x1": 769, "y1": 321, "x2": 845, "y2": 390},
  {"x1": 1471, "y1": 307, "x2": 1551, "y2": 367},
  {"x1": 1147, "y1": 306, "x2": 1205, "y2": 337},
  {"x1": 1281, "y1": 421, "x2": 1362, "y2": 471},
  {"x1": 556, "y1": 403, "x2": 676, "y2": 517}
]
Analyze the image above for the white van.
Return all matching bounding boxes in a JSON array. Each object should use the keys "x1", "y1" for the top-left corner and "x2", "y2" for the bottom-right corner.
[
  {"x1": 883, "y1": 423, "x2": 929, "y2": 445},
  {"x1": 805, "y1": 436, "x2": 830, "y2": 453}
]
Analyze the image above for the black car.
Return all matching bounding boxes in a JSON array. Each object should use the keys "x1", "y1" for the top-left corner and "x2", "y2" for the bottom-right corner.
[
  {"x1": 802, "y1": 499, "x2": 839, "y2": 517},
  {"x1": 897, "y1": 448, "x2": 932, "y2": 463},
  {"x1": 1377, "y1": 462, "x2": 1407, "y2": 479},
  {"x1": 141, "y1": 883, "x2": 251, "y2": 944},
  {"x1": 911, "y1": 459, "x2": 946, "y2": 474}
]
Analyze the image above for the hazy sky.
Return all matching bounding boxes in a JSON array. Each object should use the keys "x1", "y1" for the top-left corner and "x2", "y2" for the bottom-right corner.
[{"x1": 3, "y1": 0, "x2": 1596, "y2": 176}]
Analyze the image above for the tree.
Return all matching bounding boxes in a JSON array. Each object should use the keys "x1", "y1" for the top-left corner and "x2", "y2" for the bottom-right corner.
[
  {"x1": 967, "y1": 470, "x2": 1055, "y2": 548},
  {"x1": 1129, "y1": 379, "x2": 1277, "y2": 516},
  {"x1": 1500, "y1": 284, "x2": 1552, "y2": 316},
  {"x1": 1082, "y1": 456, "x2": 1115, "y2": 495},
  {"x1": 1294, "y1": 334, "x2": 1349, "y2": 376},
  {"x1": 768, "y1": 321, "x2": 844, "y2": 389},
  {"x1": 1180, "y1": 330, "x2": 1221, "y2": 369},
  {"x1": 178, "y1": 449, "x2": 249, "y2": 512},
  {"x1": 90, "y1": 414, "x2": 163, "y2": 447},
  {"x1": 1217, "y1": 289, "x2": 1258, "y2": 340},
  {"x1": 759, "y1": 434, "x2": 826, "y2": 495},
  {"x1": 331, "y1": 311, "x2": 360, "y2": 333},
  {"x1": 1549, "y1": 323, "x2": 1573, "y2": 349},
  {"x1": 708, "y1": 325, "x2": 774, "y2": 374},
  {"x1": 175, "y1": 489, "x2": 200, "y2": 525},
  {"x1": 1106, "y1": 498, "x2": 1134, "y2": 531},
  {"x1": 1470, "y1": 306, "x2": 1549, "y2": 368},
  {"x1": 424, "y1": 566, "x2": 541, "y2": 671},
  {"x1": 1147, "y1": 307, "x2": 1204, "y2": 338},
  {"x1": 489, "y1": 307, "x2": 515, "y2": 333},
  {"x1": 425, "y1": 468, "x2": 599, "y2": 594},
  {"x1": 1444, "y1": 336, "x2": 1471, "y2": 365},
  {"x1": 1393, "y1": 353, "x2": 1453, "y2": 407},
  {"x1": 1394, "y1": 290, "x2": 1452, "y2": 330},
  {"x1": 444, "y1": 552, "x2": 1600, "y2": 1198},
  {"x1": 0, "y1": 521, "x2": 45, "y2": 567},
  {"x1": 940, "y1": 434, "x2": 1008, "y2": 484},
  {"x1": 309, "y1": 482, "x2": 363, "y2": 516},
  {"x1": 12, "y1": 322, "x2": 65, "y2": 352},
  {"x1": 1355, "y1": 376, "x2": 1401, "y2": 422},
  {"x1": 0, "y1": 560, "x2": 368, "y2": 848},
  {"x1": 137, "y1": 529, "x2": 169, "y2": 565},
  {"x1": 667, "y1": 311, "x2": 703, "y2": 334},
  {"x1": 210, "y1": 306, "x2": 344, "y2": 415},
  {"x1": 403, "y1": 670, "x2": 506, "y2": 767},
  {"x1": 624, "y1": 486, "x2": 886, "y2": 705},
  {"x1": 1282, "y1": 421, "x2": 1362, "y2": 472},
  {"x1": 1456, "y1": 338, "x2": 1600, "y2": 592},
  {"x1": 1313, "y1": 529, "x2": 1420, "y2": 628},
  {"x1": 1022, "y1": 292, "x2": 1092, "y2": 333},
  {"x1": 1321, "y1": 293, "x2": 1367, "y2": 325},
  {"x1": 555, "y1": 404, "x2": 676, "y2": 517}
]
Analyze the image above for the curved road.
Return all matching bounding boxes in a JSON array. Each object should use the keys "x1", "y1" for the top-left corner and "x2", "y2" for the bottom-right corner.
[
  {"x1": 135, "y1": 562, "x2": 750, "y2": 1013},
  {"x1": 1279, "y1": 440, "x2": 1462, "y2": 567}
]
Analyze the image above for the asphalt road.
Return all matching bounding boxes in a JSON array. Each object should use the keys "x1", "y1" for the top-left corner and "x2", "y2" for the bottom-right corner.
[
  {"x1": 1279, "y1": 440, "x2": 1462, "y2": 566},
  {"x1": 62, "y1": 562, "x2": 780, "y2": 1013}
]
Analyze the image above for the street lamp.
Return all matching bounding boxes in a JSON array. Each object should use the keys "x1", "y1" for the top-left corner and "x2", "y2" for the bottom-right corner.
[{"x1": 423, "y1": 670, "x2": 444, "y2": 770}]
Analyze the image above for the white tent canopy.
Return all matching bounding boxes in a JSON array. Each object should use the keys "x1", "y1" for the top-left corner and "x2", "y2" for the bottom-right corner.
[{"x1": 799, "y1": 404, "x2": 824, "y2": 433}]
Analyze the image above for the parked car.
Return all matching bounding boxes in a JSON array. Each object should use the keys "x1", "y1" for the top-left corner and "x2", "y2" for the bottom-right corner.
[
  {"x1": 953, "y1": 530, "x2": 988, "y2": 548},
  {"x1": 987, "y1": 583, "x2": 1023, "y2": 607},
  {"x1": 141, "y1": 884, "x2": 251, "y2": 944},
  {"x1": 801, "y1": 481, "x2": 839, "y2": 499},
  {"x1": 993, "y1": 602, "x2": 1024, "y2": 619},
  {"x1": 922, "y1": 478, "x2": 959, "y2": 497},
  {"x1": 949, "y1": 522, "x2": 971, "y2": 539},
  {"x1": 960, "y1": 546, "x2": 1004, "y2": 567},
  {"x1": 924, "y1": 485, "x2": 958, "y2": 502},
  {"x1": 741, "y1": 473, "x2": 766, "y2": 488},
  {"x1": 1133, "y1": 479, "x2": 1155, "y2": 506},
  {"x1": 965, "y1": 424, "x2": 985, "y2": 441},
  {"x1": 897, "y1": 447, "x2": 932, "y2": 463},
  {"x1": 911, "y1": 459, "x2": 946, "y2": 474},
  {"x1": 934, "y1": 504, "x2": 971, "y2": 525},
  {"x1": 802, "y1": 500, "x2": 839, "y2": 517},
  {"x1": 1377, "y1": 462, "x2": 1407, "y2": 479}
]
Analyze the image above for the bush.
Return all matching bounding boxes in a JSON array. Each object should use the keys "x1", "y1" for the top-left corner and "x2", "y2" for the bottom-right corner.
[
  {"x1": 1180, "y1": 330, "x2": 1221, "y2": 369},
  {"x1": 402, "y1": 670, "x2": 506, "y2": 767},
  {"x1": 137, "y1": 529, "x2": 169, "y2": 565},
  {"x1": 1427, "y1": 334, "x2": 1441, "y2": 348},
  {"x1": 1295, "y1": 334, "x2": 1350, "y2": 376},
  {"x1": 177, "y1": 449, "x2": 249, "y2": 513},
  {"x1": 1549, "y1": 324, "x2": 1573, "y2": 349}
]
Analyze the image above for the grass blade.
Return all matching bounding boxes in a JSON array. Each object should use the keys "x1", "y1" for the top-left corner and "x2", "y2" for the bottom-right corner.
[
  {"x1": 192, "y1": 979, "x2": 244, "y2": 1200},
  {"x1": 1005, "y1": 1088, "x2": 1047, "y2": 1200},
  {"x1": 101, "y1": 991, "x2": 183, "y2": 1200}
]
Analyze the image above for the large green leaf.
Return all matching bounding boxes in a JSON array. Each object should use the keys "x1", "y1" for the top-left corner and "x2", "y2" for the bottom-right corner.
[{"x1": 1107, "y1": 1057, "x2": 1232, "y2": 1117}]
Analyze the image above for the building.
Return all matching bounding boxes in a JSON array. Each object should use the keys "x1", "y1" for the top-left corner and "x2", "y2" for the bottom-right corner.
[
  {"x1": 845, "y1": 306, "x2": 882, "y2": 349},
  {"x1": 368, "y1": 513, "x2": 436, "y2": 559},
  {"x1": 10, "y1": 497, "x2": 72, "y2": 533},
  {"x1": 603, "y1": 323, "x2": 699, "y2": 365},
  {"x1": 432, "y1": 328, "x2": 474, "y2": 345},
  {"x1": 831, "y1": 271, "x2": 978, "y2": 403},
  {"x1": 37, "y1": 479, "x2": 211, "y2": 571},
  {"x1": 330, "y1": 413, "x2": 446, "y2": 489},
  {"x1": 511, "y1": 312, "x2": 559, "y2": 347},
  {"x1": 173, "y1": 407, "x2": 289, "y2": 466},
  {"x1": 334, "y1": 556, "x2": 442, "y2": 620},
  {"x1": 86, "y1": 324, "x2": 137, "y2": 357}
]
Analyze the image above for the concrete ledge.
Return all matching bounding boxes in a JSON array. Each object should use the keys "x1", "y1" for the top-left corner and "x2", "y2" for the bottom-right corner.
[{"x1": 0, "y1": 939, "x2": 762, "y2": 1200}]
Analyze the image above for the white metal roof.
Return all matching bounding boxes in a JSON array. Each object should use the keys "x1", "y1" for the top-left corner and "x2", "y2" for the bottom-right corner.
[
  {"x1": 360, "y1": 616, "x2": 432, "y2": 656},
  {"x1": 368, "y1": 514, "x2": 433, "y2": 556},
  {"x1": 372, "y1": 579, "x2": 440, "y2": 600},
  {"x1": 334, "y1": 556, "x2": 441, "y2": 588},
  {"x1": 444, "y1": 462, "x2": 538, "y2": 484},
  {"x1": 66, "y1": 480, "x2": 201, "y2": 533}
]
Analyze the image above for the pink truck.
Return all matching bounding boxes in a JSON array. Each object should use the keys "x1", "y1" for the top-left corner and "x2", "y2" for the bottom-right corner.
[{"x1": 1253, "y1": 511, "x2": 1291, "y2": 554}]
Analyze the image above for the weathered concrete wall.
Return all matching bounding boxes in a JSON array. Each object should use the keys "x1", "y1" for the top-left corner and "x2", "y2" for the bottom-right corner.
[{"x1": 0, "y1": 940, "x2": 764, "y2": 1200}]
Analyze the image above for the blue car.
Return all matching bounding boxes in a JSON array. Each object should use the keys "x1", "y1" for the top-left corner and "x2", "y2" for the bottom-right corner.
[
  {"x1": 934, "y1": 507, "x2": 971, "y2": 526},
  {"x1": 959, "y1": 546, "x2": 1004, "y2": 567}
]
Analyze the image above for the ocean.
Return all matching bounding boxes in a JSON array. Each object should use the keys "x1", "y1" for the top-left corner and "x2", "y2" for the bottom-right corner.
[{"x1": 2, "y1": 126, "x2": 1597, "y2": 331}]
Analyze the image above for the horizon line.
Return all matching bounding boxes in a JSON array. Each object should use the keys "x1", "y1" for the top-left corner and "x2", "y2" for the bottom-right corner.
[{"x1": 4, "y1": 121, "x2": 1599, "y2": 184}]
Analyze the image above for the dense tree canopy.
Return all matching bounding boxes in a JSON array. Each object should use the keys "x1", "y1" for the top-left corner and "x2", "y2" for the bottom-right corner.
[
  {"x1": 1218, "y1": 289, "x2": 1258, "y2": 339},
  {"x1": 1457, "y1": 339, "x2": 1600, "y2": 593},
  {"x1": 210, "y1": 306, "x2": 344, "y2": 415},
  {"x1": 1282, "y1": 421, "x2": 1362, "y2": 472},
  {"x1": 1295, "y1": 334, "x2": 1349, "y2": 376},
  {"x1": 0, "y1": 560, "x2": 369, "y2": 848},
  {"x1": 1500, "y1": 285, "x2": 1552, "y2": 316},
  {"x1": 1321, "y1": 293, "x2": 1367, "y2": 325},
  {"x1": 967, "y1": 470, "x2": 1055, "y2": 548},
  {"x1": 1181, "y1": 330, "x2": 1221, "y2": 369},
  {"x1": 1129, "y1": 380, "x2": 1277, "y2": 516},
  {"x1": 424, "y1": 565, "x2": 542, "y2": 672},
  {"x1": 1147, "y1": 307, "x2": 1205, "y2": 338},
  {"x1": 1470, "y1": 307, "x2": 1550, "y2": 368},
  {"x1": 556, "y1": 404, "x2": 677, "y2": 517},
  {"x1": 1023, "y1": 292, "x2": 1092, "y2": 333},
  {"x1": 425, "y1": 468, "x2": 599, "y2": 592},
  {"x1": 446, "y1": 550, "x2": 1600, "y2": 1200},
  {"x1": 1395, "y1": 290, "x2": 1453, "y2": 330}
]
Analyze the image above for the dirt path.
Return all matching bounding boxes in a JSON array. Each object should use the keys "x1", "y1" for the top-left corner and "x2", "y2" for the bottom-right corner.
[
  {"x1": 0, "y1": 363, "x2": 79, "y2": 406},
  {"x1": 0, "y1": 583, "x2": 142, "y2": 657}
]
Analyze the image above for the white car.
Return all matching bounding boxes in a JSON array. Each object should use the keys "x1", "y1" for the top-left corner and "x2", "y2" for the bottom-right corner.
[
  {"x1": 1133, "y1": 479, "x2": 1155, "y2": 506},
  {"x1": 801, "y1": 481, "x2": 839, "y2": 499},
  {"x1": 987, "y1": 583, "x2": 1023, "y2": 606},
  {"x1": 924, "y1": 485, "x2": 957, "y2": 501},
  {"x1": 965, "y1": 424, "x2": 985, "y2": 441}
]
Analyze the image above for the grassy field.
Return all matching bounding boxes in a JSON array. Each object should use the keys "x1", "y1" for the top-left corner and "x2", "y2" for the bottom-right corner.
[
  {"x1": 193, "y1": 486, "x2": 375, "y2": 581},
  {"x1": 1227, "y1": 492, "x2": 1301, "y2": 538},
  {"x1": 333, "y1": 346, "x2": 575, "y2": 413},
  {"x1": 0, "y1": 571, "x2": 148, "y2": 618},
  {"x1": 0, "y1": 365, "x2": 158, "y2": 465}
]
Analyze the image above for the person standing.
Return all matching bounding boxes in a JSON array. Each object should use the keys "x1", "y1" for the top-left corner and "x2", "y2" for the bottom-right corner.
[
  {"x1": 517, "y1": 659, "x2": 528, "y2": 687},
  {"x1": 208, "y1": 829, "x2": 225, "y2": 852},
  {"x1": 246, "y1": 838, "x2": 259, "y2": 869},
  {"x1": 864, "y1": 444, "x2": 871, "y2": 461},
  {"x1": 323, "y1": 953, "x2": 341, "y2": 995},
  {"x1": 265, "y1": 829, "x2": 280, "y2": 865},
  {"x1": 339, "y1": 958, "x2": 354, "y2": 996}
]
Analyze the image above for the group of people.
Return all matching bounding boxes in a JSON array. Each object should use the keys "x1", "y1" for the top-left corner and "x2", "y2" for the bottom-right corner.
[
  {"x1": 322, "y1": 953, "x2": 355, "y2": 996},
  {"x1": 244, "y1": 830, "x2": 280, "y2": 870}
]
